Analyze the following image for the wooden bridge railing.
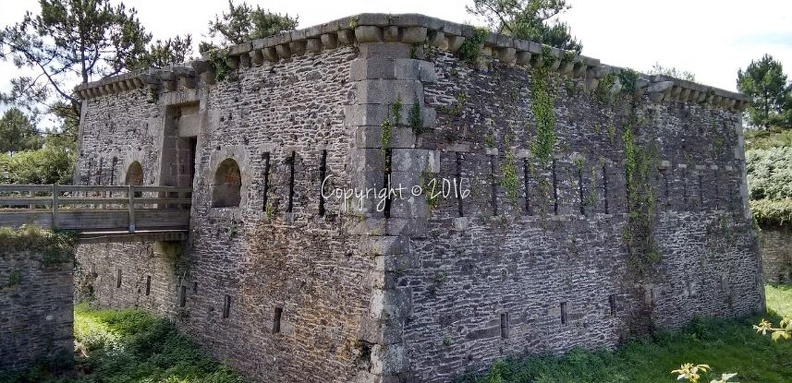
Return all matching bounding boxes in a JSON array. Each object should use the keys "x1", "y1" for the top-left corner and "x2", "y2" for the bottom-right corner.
[{"x1": 0, "y1": 185, "x2": 192, "y2": 233}]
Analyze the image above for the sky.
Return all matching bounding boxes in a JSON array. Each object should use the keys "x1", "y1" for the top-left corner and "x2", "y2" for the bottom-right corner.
[{"x1": 0, "y1": 0, "x2": 791, "y2": 95}]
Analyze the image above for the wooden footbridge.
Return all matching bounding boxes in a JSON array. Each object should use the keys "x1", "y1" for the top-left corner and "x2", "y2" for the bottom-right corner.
[{"x1": 0, "y1": 185, "x2": 192, "y2": 241}]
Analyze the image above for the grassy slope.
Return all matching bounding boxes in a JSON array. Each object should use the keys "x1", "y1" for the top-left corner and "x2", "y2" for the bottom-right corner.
[
  {"x1": 458, "y1": 285, "x2": 792, "y2": 383},
  {"x1": 0, "y1": 304, "x2": 248, "y2": 383}
]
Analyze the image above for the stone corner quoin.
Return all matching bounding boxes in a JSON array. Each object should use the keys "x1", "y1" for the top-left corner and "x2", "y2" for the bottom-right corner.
[{"x1": 69, "y1": 12, "x2": 762, "y2": 383}]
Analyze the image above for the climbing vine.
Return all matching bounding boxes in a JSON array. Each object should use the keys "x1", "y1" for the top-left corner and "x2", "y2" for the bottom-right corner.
[
  {"x1": 456, "y1": 28, "x2": 488, "y2": 65},
  {"x1": 207, "y1": 49, "x2": 233, "y2": 81},
  {"x1": 499, "y1": 135, "x2": 520, "y2": 204},
  {"x1": 621, "y1": 97, "x2": 661, "y2": 274},
  {"x1": 530, "y1": 66, "x2": 557, "y2": 166},
  {"x1": 408, "y1": 101, "x2": 424, "y2": 135}
]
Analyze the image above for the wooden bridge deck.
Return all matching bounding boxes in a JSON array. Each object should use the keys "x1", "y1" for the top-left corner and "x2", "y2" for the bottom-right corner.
[{"x1": 0, "y1": 185, "x2": 192, "y2": 237}]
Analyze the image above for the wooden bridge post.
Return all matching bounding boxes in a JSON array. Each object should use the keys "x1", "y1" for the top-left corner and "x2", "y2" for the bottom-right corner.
[
  {"x1": 128, "y1": 185, "x2": 136, "y2": 233},
  {"x1": 51, "y1": 184, "x2": 59, "y2": 230}
]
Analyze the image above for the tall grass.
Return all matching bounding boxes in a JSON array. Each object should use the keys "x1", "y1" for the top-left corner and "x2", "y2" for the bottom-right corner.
[
  {"x1": 0, "y1": 304, "x2": 248, "y2": 383},
  {"x1": 456, "y1": 285, "x2": 792, "y2": 383}
]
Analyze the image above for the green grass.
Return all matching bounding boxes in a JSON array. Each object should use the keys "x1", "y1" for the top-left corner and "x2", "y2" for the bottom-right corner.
[
  {"x1": 456, "y1": 285, "x2": 792, "y2": 383},
  {"x1": 1, "y1": 303, "x2": 248, "y2": 383},
  {"x1": 766, "y1": 284, "x2": 792, "y2": 318}
]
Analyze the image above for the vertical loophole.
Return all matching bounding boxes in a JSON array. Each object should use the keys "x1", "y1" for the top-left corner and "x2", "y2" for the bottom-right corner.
[
  {"x1": 262, "y1": 152, "x2": 270, "y2": 212},
  {"x1": 87, "y1": 158, "x2": 94, "y2": 185},
  {"x1": 602, "y1": 163, "x2": 609, "y2": 214},
  {"x1": 560, "y1": 302, "x2": 568, "y2": 325},
  {"x1": 383, "y1": 149, "x2": 392, "y2": 218},
  {"x1": 179, "y1": 286, "x2": 187, "y2": 307},
  {"x1": 522, "y1": 158, "x2": 531, "y2": 215},
  {"x1": 98, "y1": 157, "x2": 104, "y2": 185},
  {"x1": 608, "y1": 294, "x2": 617, "y2": 316},
  {"x1": 273, "y1": 307, "x2": 283, "y2": 333},
  {"x1": 116, "y1": 269, "x2": 122, "y2": 289},
  {"x1": 490, "y1": 155, "x2": 498, "y2": 216},
  {"x1": 110, "y1": 157, "x2": 118, "y2": 185},
  {"x1": 222, "y1": 295, "x2": 231, "y2": 319},
  {"x1": 577, "y1": 166, "x2": 585, "y2": 215},
  {"x1": 287, "y1": 151, "x2": 296, "y2": 213},
  {"x1": 500, "y1": 312, "x2": 510, "y2": 339},
  {"x1": 145, "y1": 276, "x2": 151, "y2": 296},
  {"x1": 552, "y1": 160, "x2": 559, "y2": 215},
  {"x1": 318, "y1": 150, "x2": 327, "y2": 216},
  {"x1": 455, "y1": 153, "x2": 464, "y2": 217}
]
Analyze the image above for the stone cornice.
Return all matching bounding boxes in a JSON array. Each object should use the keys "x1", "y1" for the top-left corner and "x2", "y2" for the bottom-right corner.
[{"x1": 74, "y1": 13, "x2": 749, "y2": 110}]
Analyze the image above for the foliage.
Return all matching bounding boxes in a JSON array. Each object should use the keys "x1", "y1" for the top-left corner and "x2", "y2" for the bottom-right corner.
[
  {"x1": 745, "y1": 147, "x2": 792, "y2": 200},
  {"x1": 466, "y1": 0, "x2": 582, "y2": 53},
  {"x1": 0, "y1": 108, "x2": 42, "y2": 153},
  {"x1": 529, "y1": 66, "x2": 556, "y2": 165},
  {"x1": 1, "y1": 304, "x2": 249, "y2": 383},
  {"x1": 737, "y1": 54, "x2": 791, "y2": 130},
  {"x1": 0, "y1": 0, "x2": 151, "y2": 120},
  {"x1": 455, "y1": 301, "x2": 792, "y2": 382},
  {"x1": 744, "y1": 127, "x2": 792, "y2": 150},
  {"x1": 129, "y1": 35, "x2": 195, "y2": 70},
  {"x1": 648, "y1": 62, "x2": 696, "y2": 82},
  {"x1": 754, "y1": 317, "x2": 792, "y2": 342},
  {"x1": 750, "y1": 199, "x2": 792, "y2": 227},
  {"x1": 766, "y1": 284, "x2": 792, "y2": 318},
  {"x1": 621, "y1": 99, "x2": 660, "y2": 273},
  {"x1": 671, "y1": 364, "x2": 738, "y2": 383},
  {"x1": 0, "y1": 143, "x2": 75, "y2": 184},
  {"x1": 456, "y1": 27, "x2": 488, "y2": 65},
  {"x1": 0, "y1": 225, "x2": 76, "y2": 267},
  {"x1": 0, "y1": 0, "x2": 195, "y2": 129},
  {"x1": 408, "y1": 101, "x2": 425, "y2": 135},
  {"x1": 200, "y1": 0, "x2": 298, "y2": 52}
]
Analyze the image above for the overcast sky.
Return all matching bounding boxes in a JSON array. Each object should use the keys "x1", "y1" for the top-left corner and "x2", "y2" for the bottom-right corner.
[{"x1": 1, "y1": 0, "x2": 791, "y2": 94}]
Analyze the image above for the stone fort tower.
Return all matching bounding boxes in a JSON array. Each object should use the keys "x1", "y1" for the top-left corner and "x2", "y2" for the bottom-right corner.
[{"x1": 73, "y1": 14, "x2": 764, "y2": 383}]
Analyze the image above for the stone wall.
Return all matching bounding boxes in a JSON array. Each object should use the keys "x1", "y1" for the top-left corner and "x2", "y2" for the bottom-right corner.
[
  {"x1": 72, "y1": 13, "x2": 762, "y2": 383},
  {"x1": 759, "y1": 226, "x2": 792, "y2": 284},
  {"x1": 0, "y1": 245, "x2": 73, "y2": 373}
]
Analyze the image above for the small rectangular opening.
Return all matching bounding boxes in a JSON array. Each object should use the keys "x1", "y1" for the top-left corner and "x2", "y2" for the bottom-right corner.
[
  {"x1": 145, "y1": 276, "x2": 151, "y2": 296},
  {"x1": 560, "y1": 302, "x2": 568, "y2": 325},
  {"x1": 608, "y1": 294, "x2": 617, "y2": 316},
  {"x1": 116, "y1": 269, "x2": 122, "y2": 288},
  {"x1": 223, "y1": 295, "x2": 231, "y2": 319},
  {"x1": 179, "y1": 285, "x2": 187, "y2": 307},
  {"x1": 273, "y1": 307, "x2": 283, "y2": 333},
  {"x1": 500, "y1": 312, "x2": 510, "y2": 339},
  {"x1": 193, "y1": 282, "x2": 198, "y2": 293}
]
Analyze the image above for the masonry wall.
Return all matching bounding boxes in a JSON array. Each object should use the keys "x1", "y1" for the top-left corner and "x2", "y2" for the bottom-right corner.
[
  {"x1": 0, "y1": 248, "x2": 73, "y2": 373},
  {"x1": 71, "y1": 14, "x2": 763, "y2": 383},
  {"x1": 74, "y1": 45, "x2": 381, "y2": 383},
  {"x1": 759, "y1": 226, "x2": 792, "y2": 284},
  {"x1": 382, "y1": 48, "x2": 764, "y2": 382}
]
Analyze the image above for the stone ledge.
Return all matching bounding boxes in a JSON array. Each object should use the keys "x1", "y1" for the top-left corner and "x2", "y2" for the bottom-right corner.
[{"x1": 73, "y1": 13, "x2": 750, "y2": 110}]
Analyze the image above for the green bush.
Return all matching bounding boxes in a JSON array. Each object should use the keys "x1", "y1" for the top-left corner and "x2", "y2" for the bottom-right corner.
[
  {"x1": 0, "y1": 144, "x2": 75, "y2": 185},
  {"x1": 750, "y1": 199, "x2": 792, "y2": 227},
  {"x1": 746, "y1": 147, "x2": 792, "y2": 201},
  {"x1": 1, "y1": 304, "x2": 249, "y2": 383}
]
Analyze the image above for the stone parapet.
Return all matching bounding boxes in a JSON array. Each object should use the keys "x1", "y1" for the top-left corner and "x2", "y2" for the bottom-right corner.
[{"x1": 74, "y1": 13, "x2": 749, "y2": 110}]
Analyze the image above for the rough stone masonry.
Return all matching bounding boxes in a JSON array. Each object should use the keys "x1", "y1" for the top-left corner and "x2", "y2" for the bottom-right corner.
[{"x1": 71, "y1": 13, "x2": 764, "y2": 383}]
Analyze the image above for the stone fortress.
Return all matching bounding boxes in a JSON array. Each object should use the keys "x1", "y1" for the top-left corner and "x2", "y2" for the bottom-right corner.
[{"x1": 70, "y1": 13, "x2": 763, "y2": 383}]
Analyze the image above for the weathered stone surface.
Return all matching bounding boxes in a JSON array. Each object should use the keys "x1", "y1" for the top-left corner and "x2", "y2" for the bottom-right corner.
[
  {"x1": 70, "y1": 13, "x2": 761, "y2": 383},
  {"x1": 1, "y1": 248, "x2": 73, "y2": 373},
  {"x1": 759, "y1": 227, "x2": 792, "y2": 284}
]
